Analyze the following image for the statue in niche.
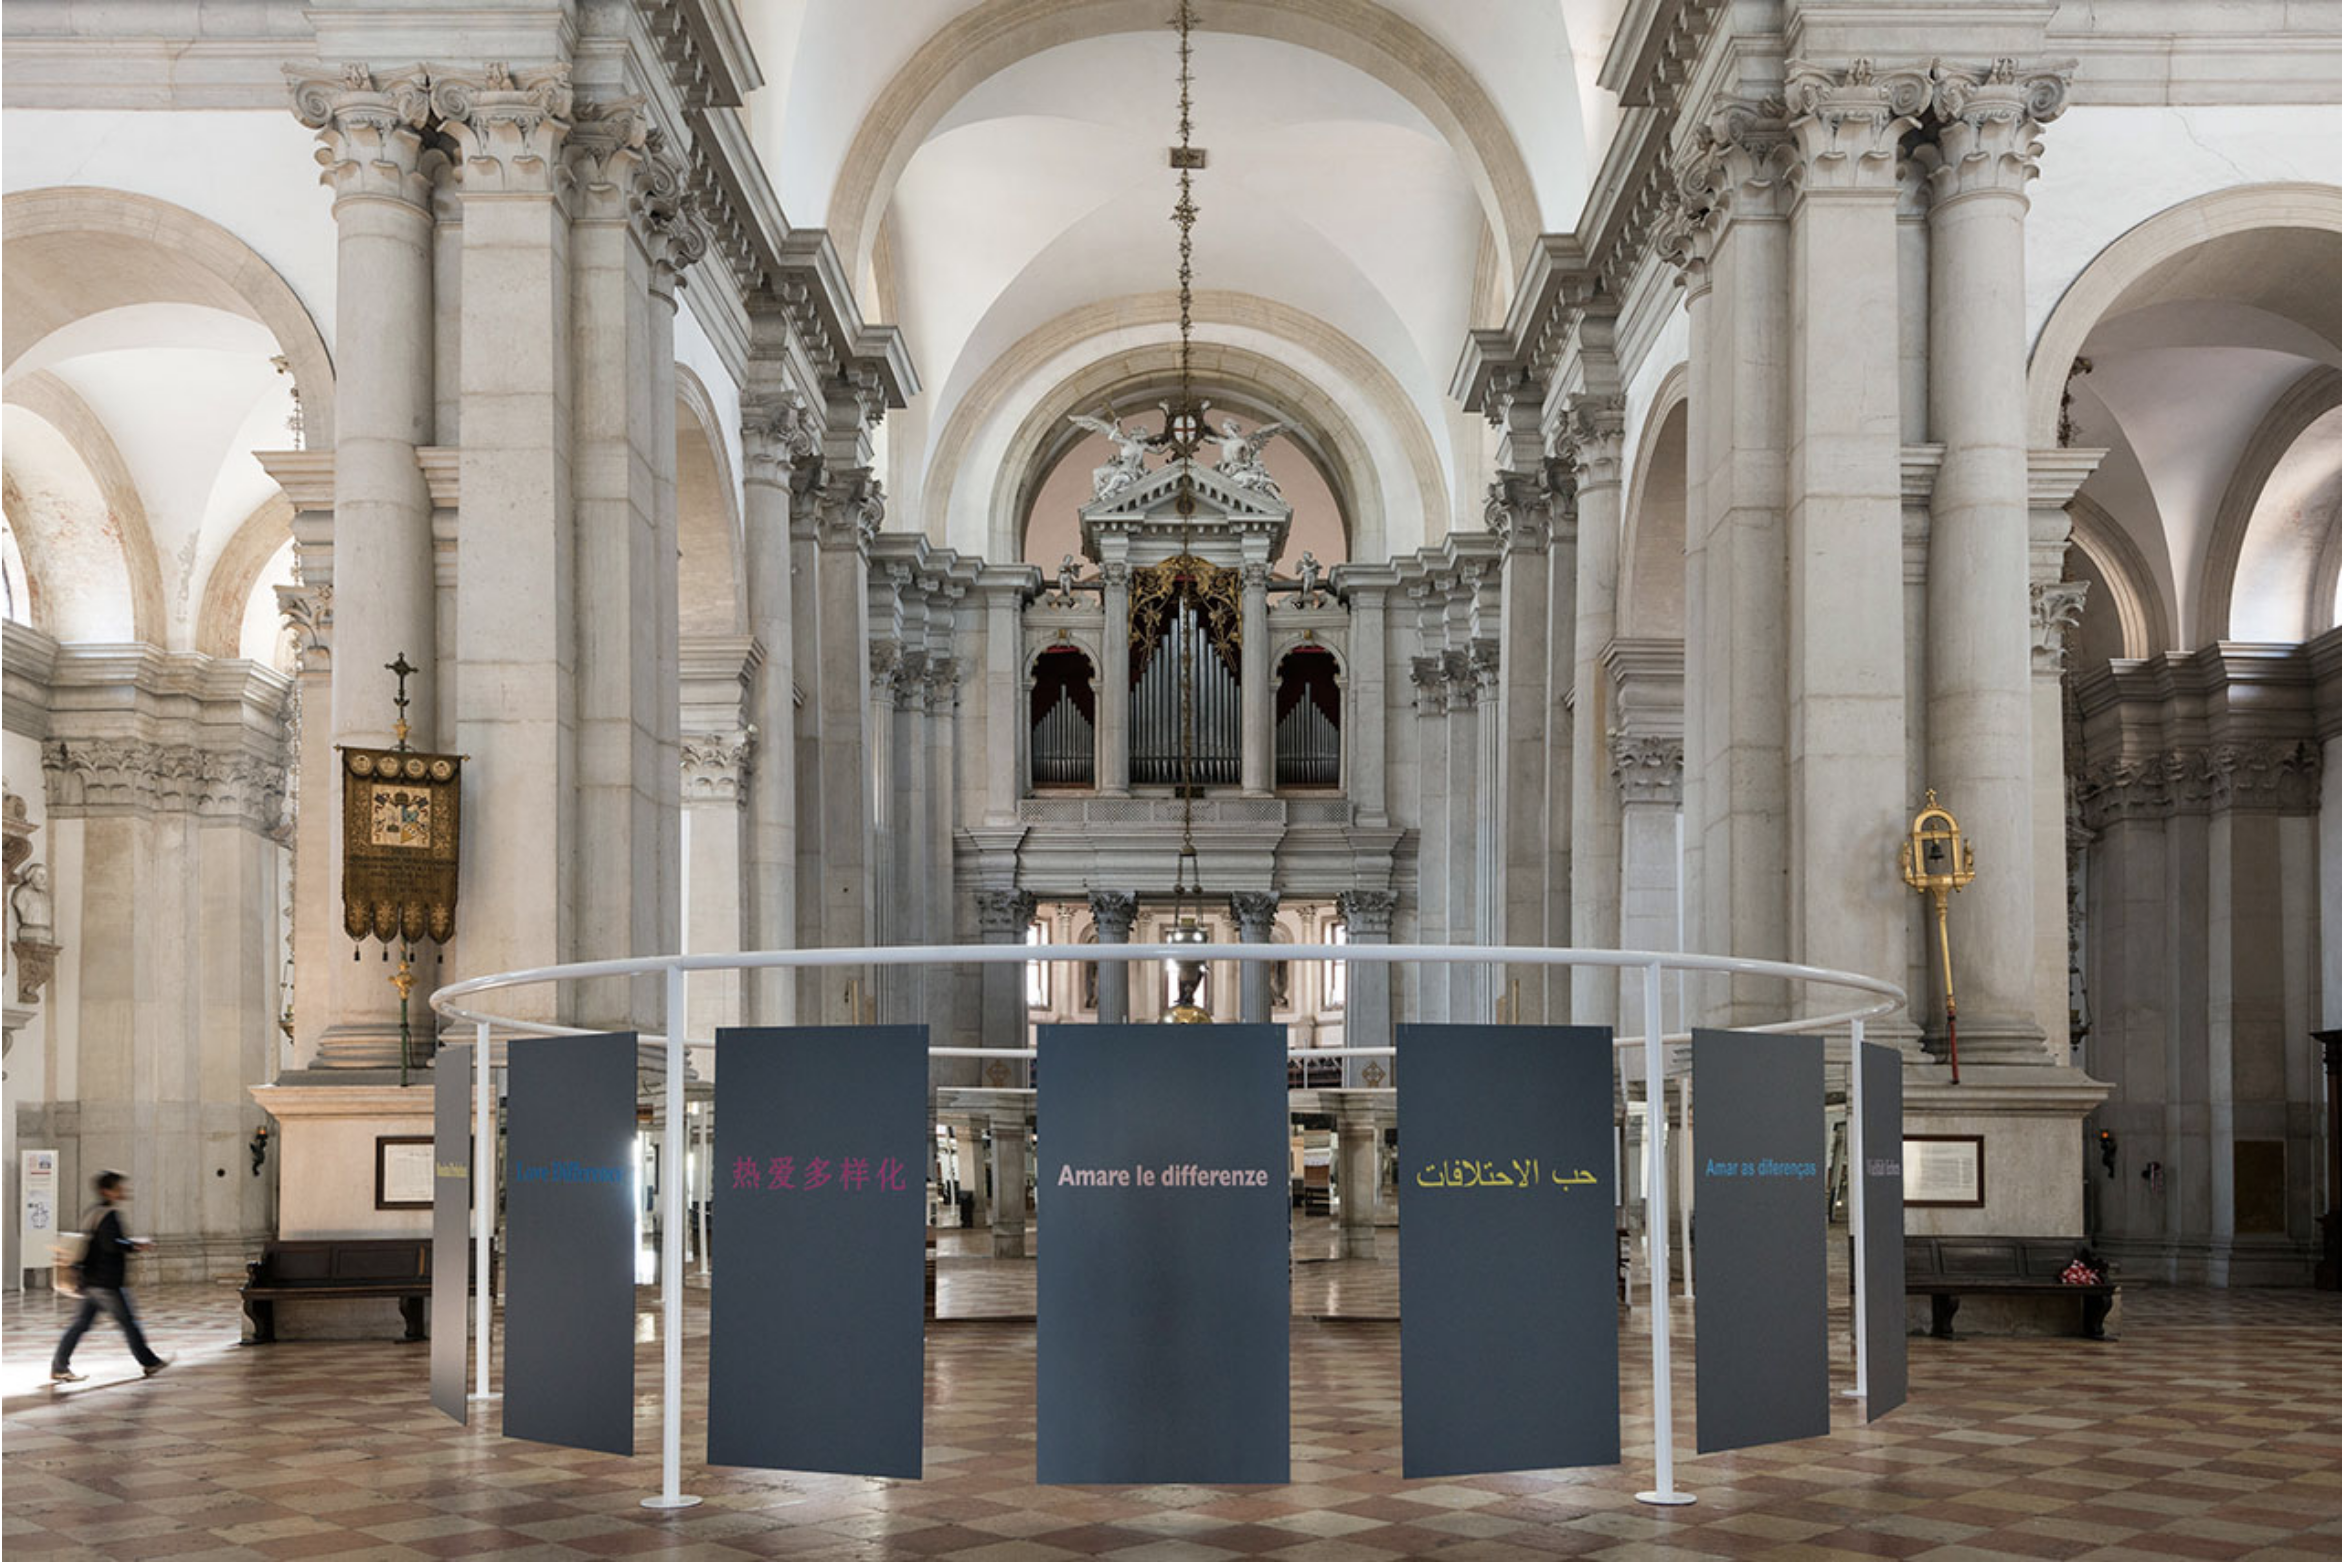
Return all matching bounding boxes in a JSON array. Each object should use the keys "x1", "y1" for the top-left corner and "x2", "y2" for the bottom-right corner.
[
  {"x1": 9, "y1": 863, "x2": 53, "y2": 947},
  {"x1": 1211, "y1": 417, "x2": 1290, "y2": 496},
  {"x1": 1068, "y1": 410, "x2": 1158, "y2": 498}
]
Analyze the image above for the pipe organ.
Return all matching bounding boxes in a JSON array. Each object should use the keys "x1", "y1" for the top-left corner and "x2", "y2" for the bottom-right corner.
[{"x1": 1132, "y1": 603, "x2": 1241, "y2": 786}]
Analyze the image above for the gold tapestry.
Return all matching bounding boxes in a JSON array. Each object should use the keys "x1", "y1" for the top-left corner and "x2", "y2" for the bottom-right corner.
[{"x1": 339, "y1": 747, "x2": 461, "y2": 944}]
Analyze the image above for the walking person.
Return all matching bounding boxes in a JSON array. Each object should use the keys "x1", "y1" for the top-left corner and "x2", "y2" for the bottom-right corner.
[{"x1": 51, "y1": 1171, "x2": 168, "y2": 1383}]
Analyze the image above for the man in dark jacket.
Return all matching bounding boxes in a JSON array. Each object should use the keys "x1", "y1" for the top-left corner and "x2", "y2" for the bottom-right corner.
[{"x1": 51, "y1": 1170, "x2": 167, "y2": 1382}]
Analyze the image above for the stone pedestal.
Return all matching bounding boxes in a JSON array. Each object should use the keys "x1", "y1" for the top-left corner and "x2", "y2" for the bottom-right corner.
[
  {"x1": 987, "y1": 1113, "x2": 1029, "y2": 1260},
  {"x1": 1331, "y1": 1096, "x2": 1389, "y2": 1259},
  {"x1": 249, "y1": 1075, "x2": 436, "y2": 1337}
]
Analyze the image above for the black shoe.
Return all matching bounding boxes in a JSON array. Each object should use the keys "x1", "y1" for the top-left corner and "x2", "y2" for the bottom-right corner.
[{"x1": 142, "y1": 1358, "x2": 171, "y2": 1377}]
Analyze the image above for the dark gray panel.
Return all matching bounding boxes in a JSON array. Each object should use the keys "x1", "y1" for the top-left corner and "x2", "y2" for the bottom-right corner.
[
  {"x1": 1398, "y1": 1025, "x2": 1620, "y2": 1477},
  {"x1": 430, "y1": 1045, "x2": 470, "y2": 1424},
  {"x1": 1692, "y1": 1029, "x2": 1829, "y2": 1454},
  {"x1": 707, "y1": 1026, "x2": 927, "y2": 1479},
  {"x1": 1036, "y1": 1023, "x2": 1289, "y2": 1485},
  {"x1": 1861, "y1": 1041, "x2": 1907, "y2": 1421},
  {"x1": 503, "y1": 1033, "x2": 636, "y2": 1456}
]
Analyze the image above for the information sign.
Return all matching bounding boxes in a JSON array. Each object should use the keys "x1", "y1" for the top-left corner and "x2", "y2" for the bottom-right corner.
[
  {"x1": 708, "y1": 1026, "x2": 927, "y2": 1478},
  {"x1": 1860, "y1": 1041, "x2": 1907, "y2": 1421},
  {"x1": 504, "y1": 1032, "x2": 636, "y2": 1455},
  {"x1": 1036, "y1": 1023, "x2": 1288, "y2": 1484},
  {"x1": 1692, "y1": 1029, "x2": 1829, "y2": 1453},
  {"x1": 1399, "y1": 1025, "x2": 1619, "y2": 1477},
  {"x1": 430, "y1": 1045, "x2": 470, "y2": 1423}
]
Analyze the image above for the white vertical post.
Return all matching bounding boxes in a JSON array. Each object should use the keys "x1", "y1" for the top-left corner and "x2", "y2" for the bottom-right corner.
[
  {"x1": 1845, "y1": 1017, "x2": 1869, "y2": 1403},
  {"x1": 644, "y1": 963, "x2": 701, "y2": 1510},
  {"x1": 1637, "y1": 960, "x2": 1694, "y2": 1505},
  {"x1": 1678, "y1": 1081, "x2": 1694, "y2": 1299},
  {"x1": 472, "y1": 1019, "x2": 496, "y2": 1402},
  {"x1": 696, "y1": 1101, "x2": 712, "y2": 1280}
]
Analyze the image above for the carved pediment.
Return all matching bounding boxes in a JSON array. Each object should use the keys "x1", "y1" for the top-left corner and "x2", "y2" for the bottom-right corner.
[{"x1": 1079, "y1": 459, "x2": 1291, "y2": 568}]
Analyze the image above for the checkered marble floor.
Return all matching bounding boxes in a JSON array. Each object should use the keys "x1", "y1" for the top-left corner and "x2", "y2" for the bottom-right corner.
[{"x1": 4, "y1": 1272, "x2": 2335, "y2": 1561}]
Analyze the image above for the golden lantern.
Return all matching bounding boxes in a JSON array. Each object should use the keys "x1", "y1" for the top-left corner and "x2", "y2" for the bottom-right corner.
[{"x1": 1899, "y1": 789, "x2": 1975, "y2": 1083}]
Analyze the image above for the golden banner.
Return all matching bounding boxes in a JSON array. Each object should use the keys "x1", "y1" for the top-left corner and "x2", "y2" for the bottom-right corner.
[{"x1": 339, "y1": 747, "x2": 461, "y2": 945}]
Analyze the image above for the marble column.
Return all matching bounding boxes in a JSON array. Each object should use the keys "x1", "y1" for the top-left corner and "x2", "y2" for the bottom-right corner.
[
  {"x1": 1088, "y1": 889, "x2": 1136, "y2": 1025},
  {"x1": 1661, "y1": 196, "x2": 1709, "y2": 1025},
  {"x1": 680, "y1": 725, "x2": 751, "y2": 1044},
  {"x1": 787, "y1": 462, "x2": 827, "y2": 1016},
  {"x1": 1338, "y1": 889, "x2": 1395, "y2": 1088},
  {"x1": 1409, "y1": 633, "x2": 1450, "y2": 1021},
  {"x1": 1334, "y1": 1100, "x2": 1384, "y2": 1259},
  {"x1": 1783, "y1": 60, "x2": 1921, "y2": 1035},
  {"x1": 1613, "y1": 735, "x2": 1685, "y2": 1043},
  {"x1": 922, "y1": 653, "x2": 962, "y2": 1033},
  {"x1": 987, "y1": 1112, "x2": 1029, "y2": 1260},
  {"x1": 740, "y1": 393, "x2": 814, "y2": 1023},
  {"x1": 444, "y1": 64, "x2": 578, "y2": 1016},
  {"x1": 1098, "y1": 553, "x2": 1132, "y2": 795},
  {"x1": 1230, "y1": 890, "x2": 1279, "y2": 1025},
  {"x1": 1346, "y1": 584, "x2": 1389, "y2": 823},
  {"x1": 1567, "y1": 397, "x2": 1628, "y2": 1029},
  {"x1": 568, "y1": 104, "x2": 691, "y2": 1028},
  {"x1": 1240, "y1": 561, "x2": 1272, "y2": 796},
  {"x1": 2032, "y1": 573, "x2": 2090, "y2": 1056},
  {"x1": 1547, "y1": 475, "x2": 1581, "y2": 1021},
  {"x1": 1680, "y1": 100, "x2": 1795, "y2": 1025},
  {"x1": 288, "y1": 67, "x2": 438, "y2": 1066},
  {"x1": 975, "y1": 888, "x2": 1035, "y2": 1093},
  {"x1": 813, "y1": 468, "x2": 881, "y2": 1022},
  {"x1": 255, "y1": 457, "x2": 335, "y2": 1071},
  {"x1": 1918, "y1": 60, "x2": 2073, "y2": 1061},
  {"x1": 1489, "y1": 467, "x2": 1553, "y2": 1022},
  {"x1": 1445, "y1": 639, "x2": 1485, "y2": 1018}
]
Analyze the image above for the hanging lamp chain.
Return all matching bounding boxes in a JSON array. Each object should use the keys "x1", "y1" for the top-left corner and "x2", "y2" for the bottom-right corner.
[{"x1": 1170, "y1": 0, "x2": 1202, "y2": 921}]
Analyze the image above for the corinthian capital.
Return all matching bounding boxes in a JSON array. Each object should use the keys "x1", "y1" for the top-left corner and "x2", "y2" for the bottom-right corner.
[
  {"x1": 1561, "y1": 394, "x2": 1627, "y2": 488},
  {"x1": 1678, "y1": 96, "x2": 1798, "y2": 236},
  {"x1": 1785, "y1": 59, "x2": 1930, "y2": 191},
  {"x1": 1611, "y1": 734, "x2": 1685, "y2": 806},
  {"x1": 681, "y1": 729, "x2": 753, "y2": 805},
  {"x1": 286, "y1": 63, "x2": 435, "y2": 210},
  {"x1": 432, "y1": 63, "x2": 575, "y2": 194},
  {"x1": 1484, "y1": 468, "x2": 1554, "y2": 554},
  {"x1": 816, "y1": 467, "x2": 886, "y2": 552},
  {"x1": 2029, "y1": 580, "x2": 2089, "y2": 676},
  {"x1": 740, "y1": 389, "x2": 819, "y2": 484},
  {"x1": 275, "y1": 582, "x2": 333, "y2": 674},
  {"x1": 1917, "y1": 58, "x2": 2075, "y2": 203},
  {"x1": 634, "y1": 128, "x2": 708, "y2": 287},
  {"x1": 974, "y1": 887, "x2": 1037, "y2": 936}
]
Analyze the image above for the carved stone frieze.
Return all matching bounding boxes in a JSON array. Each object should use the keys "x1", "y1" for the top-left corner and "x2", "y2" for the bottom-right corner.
[
  {"x1": 40, "y1": 738, "x2": 286, "y2": 828},
  {"x1": 2076, "y1": 739, "x2": 2321, "y2": 828},
  {"x1": 1336, "y1": 888, "x2": 1396, "y2": 937},
  {"x1": 681, "y1": 728, "x2": 752, "y2": 805},
  {"x1": 1611, "y1": 735, "x2": 1686, "y2": 806},
  {"x1": 2030, "y1": 580, "x2": 2089, "y2": 676}
]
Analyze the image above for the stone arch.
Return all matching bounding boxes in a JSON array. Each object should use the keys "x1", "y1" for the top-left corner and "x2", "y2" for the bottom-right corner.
[
  {"x1": 4, "y1": 186, "x2": 336, "y2": 448},
  {"x1": 1619, "y1": 364, "x2": 1689, "y2": 639},
  {"x1": 2067, "y1": 493, "x2": 2172, "y2": 659},
  {"x1": 2199, "y1": 366, "x2": 2340, "y2": 643},
  {"x1": 194, "y1": 493, "x2": 296, "y2": 659},
  {"x1": 827, "y1": 0, "x2": 1542, "y2": 308},
  {"x1": 2026, "y1": 183, "x2": 2342, "y2": 449},
  {"x1": 932, "y1": 292, "x2": 1443, "y2": 561},
  {"x1": 675, "y1": 363, "x2": 746, "y2": 638},
  {"x1": 1, "y1": 371, "x2": 164, "y2": 644}
]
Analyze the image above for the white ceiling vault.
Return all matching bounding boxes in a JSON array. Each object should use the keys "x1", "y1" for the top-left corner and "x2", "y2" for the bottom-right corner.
[{"x1": 742, "y1": 0, "x2": 1624, "y2": 561}]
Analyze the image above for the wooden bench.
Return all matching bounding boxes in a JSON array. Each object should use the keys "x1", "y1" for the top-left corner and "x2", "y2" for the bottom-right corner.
[
  {"x1": 242, "y1": 1239, "x2": 430, "y2": 1344},
  {"x1": 1904, "y1": 1235, "x2": 2117, "y2": 1339}
]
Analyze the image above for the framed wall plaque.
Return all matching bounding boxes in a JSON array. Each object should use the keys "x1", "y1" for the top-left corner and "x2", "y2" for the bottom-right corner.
[
  {"x1": 376, "y1": 1135, "x2": 435, "y2": 1210},
  {"x1": 1902, "y1": 1134, "x2": 1985, "y2": 1208}
]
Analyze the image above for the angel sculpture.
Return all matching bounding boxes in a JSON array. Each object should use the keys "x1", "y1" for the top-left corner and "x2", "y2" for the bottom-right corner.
[
  {"x1": 1211, "y1": 417, "x2": 1291, "y2": 496},
  {"x1": 1068, "y1": 410, "x2": 1157, "y2": 498},
  {"x1": 1293, "y1": 550, "x2": 1324, "y2": 606},
  {"x1": 1054, "y1": 553, "x2": 1083, "y2": 605}
]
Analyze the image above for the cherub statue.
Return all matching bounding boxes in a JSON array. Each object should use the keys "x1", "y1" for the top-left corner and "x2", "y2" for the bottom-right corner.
[
  {"x1": 1054, "y1": 553, "x2": 1082, "y2": 605},
  {"x1": 1067, "y1": 410, "x2": 1157, "y2": 498},
  {"x1": 1293, "y1": 550, "x2": 1323, "y2": 606},
  {"x1": 1210, "y1": 417, "x2": 1291, "y2": 495}
]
